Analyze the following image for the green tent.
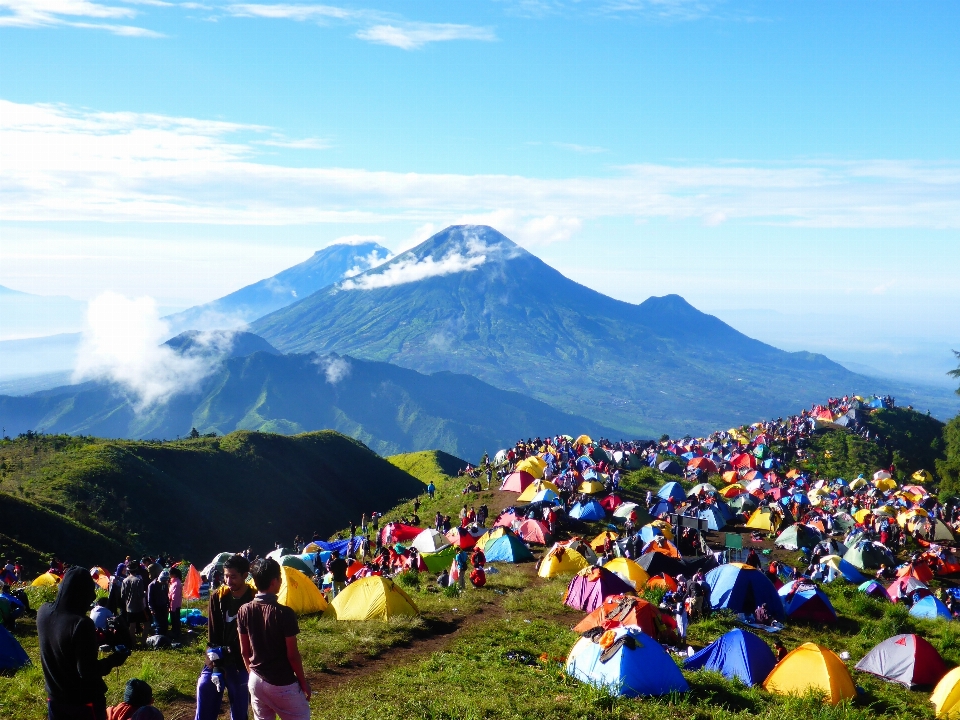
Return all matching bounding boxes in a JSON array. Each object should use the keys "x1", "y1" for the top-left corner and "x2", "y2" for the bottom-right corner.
[
  {"x1": 421, "y1": 546, "x2": 458, "y2": 573},
  {"x1": 774, "y1": 524, "x2": 823, "y2": 551},
  {"x1": 831, "y1": 513, "x2": 857, "y2": 533},
  {"x1": 843, "y1": 541, "x2": 895, "y2": 571},
  {"x1": 280, "y1": 555, "x2": 313, "y2": 575},
  {"x1": 728, "y1": 494, "x2": 759, "y2": 513}
]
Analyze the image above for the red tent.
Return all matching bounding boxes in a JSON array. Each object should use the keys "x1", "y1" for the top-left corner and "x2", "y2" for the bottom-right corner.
[
  {"x1": 731, "y1": 453, "x2": 758, "y2": 470},
  {"x1": 516, "y1": 519, "x2": 551, "y2": 545},
  {"x1": 688, "y1": 457, "x2": 718, "y2": 474},
  {"x1": 599, "y1": 494, "x2": 624, "y2": 511},
  {"x1": 380, "y1": 522, "x2": 421, "y2": 544},
  {"x1": 445, "y1": 526, "x2": 486, "y2": 549},
  {"x1": 495, "y1": 511, "x2": 518, "y2": 528},
  {"x1": 855, "y1": 634, "x2": 948, "y2": 688},
  {"x1": 500, "y1": 471, "x2": 536, "y2": 493}
]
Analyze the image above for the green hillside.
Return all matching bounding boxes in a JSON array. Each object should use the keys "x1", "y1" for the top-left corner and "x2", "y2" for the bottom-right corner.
[
  {"x1": 251, "y1": 225, "x2": 899, "y2": 437},
  {"x1": 0, "y1": 351, "x2": 623, "y2": 461},
  {"x1": 0, "y1": 430, "x2": 422, "y2": 571},
  {"x1": 387, "y1": 449, "x2": 470, "y2": 486}
]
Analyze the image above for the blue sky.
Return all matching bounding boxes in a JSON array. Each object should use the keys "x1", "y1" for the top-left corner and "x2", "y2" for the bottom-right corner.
[{"x1": 1, "y1": 0, "x2": 959, "y2": 387}]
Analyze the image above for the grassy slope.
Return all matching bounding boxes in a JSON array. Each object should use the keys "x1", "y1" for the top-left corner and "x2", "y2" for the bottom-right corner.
[{"x1": 0, "y1": 431, "x2": 423, "y2": 570}]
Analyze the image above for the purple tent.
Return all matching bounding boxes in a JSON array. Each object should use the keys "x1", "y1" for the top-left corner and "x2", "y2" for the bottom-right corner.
[{"x1": 564, "y1": 566, "x2": 636, "y2": 612}]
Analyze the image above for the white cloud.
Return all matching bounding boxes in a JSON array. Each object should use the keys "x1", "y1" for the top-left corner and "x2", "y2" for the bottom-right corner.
[
  {"x1": 340, "y1": 245, "x2": 488, "y2": 290},
  {"x1": 356, "y1": 22, "x2": 496, "y2": 50},
  {"x1": 4, "y1": 99, "x2": 960, "y2": 232},
  {"x1": 313, "y1": 354, "x2": 350, "y2": 383},
  {"x1": 227, "y1": 3, "x2": 353, "y2": 21},
  {"x1": 342, "y1": 247, "x2": 393, "y2": 278},
  {"x1": 0, "y1": 0, "x2": 163, "y2": 35},
  {"x1": 553, "y1": 141, "x2": 607, "y2": 154},
  {"x1": 255, "y1": 137, "x2": 330, "y2": 150},
  {"x1": 73, "y1": 292, "x2": 230, "y2": 409}
]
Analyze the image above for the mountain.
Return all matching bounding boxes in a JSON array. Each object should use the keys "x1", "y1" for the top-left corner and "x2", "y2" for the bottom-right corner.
[
  {"x1": 0, "y1": 285, "x2": 86, "y2": 342},
  {"x1": 250, "y1": 225, "x2": 889, "y2": 437},
  {"x1": 164, "y1": 240, "x2": 391, "y2": 334},
  {"x1": 0, "y1": 430, "x2": 423, "y2": 566},
  {"x1": 162, "y1": 329, "x2": 281, "y2": 358},
  {"x1": 0, "y1": 346, "x2": 624, "y2": 460}
]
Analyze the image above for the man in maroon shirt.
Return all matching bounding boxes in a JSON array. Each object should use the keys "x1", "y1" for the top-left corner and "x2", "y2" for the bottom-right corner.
[{"x1": 237, "y1": 558, "x2": 311, "y2": 720}]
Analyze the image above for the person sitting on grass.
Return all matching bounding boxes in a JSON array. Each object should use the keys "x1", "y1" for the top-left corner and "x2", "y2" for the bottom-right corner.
[{"x1": 107, "y1": 678, "x2": 161, "y2": 720}]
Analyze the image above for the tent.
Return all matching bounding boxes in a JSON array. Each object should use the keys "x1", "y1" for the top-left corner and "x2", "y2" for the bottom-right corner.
[
  {"x1": 599, "y1": 494, "x2": 624, "y2": 511},
  {"x1": 279, "y1": 555, "x2": 314, "y2": 576},
  {"x1": 704, "y1": 564, "x2": 785, "y2": 620},
  {"x1": 589, "y1": 531, "x2": 619, "y2": 552},
  {"x1": 380, "y1": 523, "x2": 422, "y2": 544},
  {"x1": 421, "y1": 546, "x2": 458, "y2": 573},
  {"x1": 778, "y1": 581, "x2": 837, "y2": 623},
  {"x1": 566, "y1": 627, "x2": 689, "y2": 697},
  {"x1": 517, "y1": 480, "x2": 559, "y2": 503},
  {"x1": 775, "y1": 524, "x2": 823, "y2": 551},
  {"x1": 578, "y1": 481, "x2": 606, "y2": 495},
  {"x1": 31, "y1": 572, "x2": 59, "y2": 587},
  {"x1": 637, "y1": 551, "x2": 686, "y2": 578},
  {"x1": 763, "y1": 642, "x2": 857, "y2": 705},
  {"x1": 657, "y1": 482, "x2": 686, "y2": 502},
  {"x1": 445, "y1": 526, "x2": 486, "y2": 550},
  {"x1": 564, "y1": 566, "x2": 636, "y2": 613},
  {"x1": 475, "y1": 527, "x2": 509, "y2": 551},
  {"x1": 573, "y1": 594, "x2": 669, "y2": 640},
  {"x1": 843, "y1": 541, "x2": 896, "y2": 571},
  {"x1": 329, "y1": 576, "x2": 419, "y2": 621},
  {"x1": 411, "y1": 529, "x2": 452, "y2": 554},
  {"x1": 887, "y1": 575, "x2": 931, "y2": 604},
  {"x1": 484, "y1": 533, "x2": 534, "y2": 563},
  {"x1": 569, "y1": 500, "x2": 606, "y2": 522},
  {"x1": 500, "y1": 471, "x2": 536, "y2": 493},
  {"x1": 688, "y1": 483, "x2": 718, "y2": 496},
  {"x1": 277, "y1": 566, "x2": 328, "y2": 616},
  {"x1": 819, "y1": 556, "x2": 867, "y2": 584},
  {"x1": 538, "y1": 544, "x2": 590, "y2": 578},
  {"x1": 698, "y1": 505, "x2": 728, "y2": 531},
  {"x1": 909, "y1": 596, "x2": 953, "y2": 621},
  {"x1": 858, "y1": 580, "x2": 891, "y2": 602},
  {"x1": 855, "y1": 634, "x2": 947, "y2": 688},
  {"x1": 0, "y1": 625, "x2": 29, "y2": 671},
  {"x1": 516, "y1": 519, "x2": 551, "y2": 545},
  {"x1": 515, "y1": 458, "x2": 545, "y2": 479},
  {"x1": 658, "y1": 460, "x2": 682, "y2": 476},
  {"x1": 603, "y1": 557, "x2": 650, "y2": 589},
  {"x1": 684, "y1": 628, "x2": 777, "y2": 686},
  {"x1": 932, "y1": 667, "x2": 960, "y2": 718},
  {"x1": 745, "y1": 507, "x2": 783, "y2": 534}
]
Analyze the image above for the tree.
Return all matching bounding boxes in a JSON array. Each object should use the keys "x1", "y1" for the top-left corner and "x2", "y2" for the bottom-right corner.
[
  {"x1": 189, "y1": 427, "x2": 200, "y2": 439},
  {"x1": 950, "y1": 350, "x2": 960, "y2": 395}
]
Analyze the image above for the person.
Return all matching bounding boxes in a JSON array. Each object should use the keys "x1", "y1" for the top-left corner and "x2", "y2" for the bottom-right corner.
[
  {"x1": 196, "y1": 554, "x2": 255, "y2": 720},
  {"x1": 327, "y1": 551, "x2": 348, "y2": 599},
  {"x1": 121, "y1": 566, "x2": 148, "y2": 645},
  {"x1": 237, "y1": 558, "x2": 311, "y2": 720},
  {"x1": 454, "y1": 548, "x2": 469, "y2": 590},
  {"x1": 426, "y1": 481, "x2": 435, "y2": 500},
  {"x1": 470, "y1": 547, "x2": 486, "y2": 569},
  {"x1": 0, "y1": 583, "x2": 25, "y2": 629},
  {"x1": 745, "y1": 548, "x2": 761, "y2": 569},
  {"x1": 107, "y1": 678, "x2": 156, "y2": 720},
  {"x1": 38, "y1": 567, "x2": 130, "y2": 720},
  {"x1": 168, "y1": 567, "x2": 183, "y2": 641},
  {"x1": 147, "y1": 566, "x2": 169, "y2": 637},
  {"x1": 774, "y1": 639, "x2": 788, "y2": 662}
]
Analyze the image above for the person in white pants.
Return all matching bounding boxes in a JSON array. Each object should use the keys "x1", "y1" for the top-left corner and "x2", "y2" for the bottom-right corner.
[{"x1": 238, "y1": 558, "x2": 311, "y2": 720}]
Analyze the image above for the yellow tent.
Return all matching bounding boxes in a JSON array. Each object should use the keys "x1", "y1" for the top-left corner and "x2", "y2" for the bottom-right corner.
[
  {"x1": 722, "y1": 470, "x2": 739, "y2": 484},
  {"x1": 642, "y1": 520, "x2": 674, "y2": 541},
  {"x1": 574, "y1": 435, "x2": 593, "y2": 446},
  {"x1": 537, "y1": 545, "x2": 589, "y2": 578},
  {"x1": 303, "y1": 542, "x2": 322, "y2": 553},
  {"x1": 913, "y1": 469, "x2": 934, "y2": 483},
  {"x1": 932, "y1": 666, "x2": 960, "y2": 717},
  {"x1": 32, "y1": 572, "x2": 59, "y2": 587},
  {"x1": 603, "y1": 557, "x2": 650, "y2": 589},
  {"x1": 515, "y1": 458, "x2": 545, "y2": 479},
  {"x1": 329, "y1": 576, "x2": 419, "y2": 621},
  {"x1": 854, "y1": 508, "x2": 873, "y2": 524},
  {"x1": 875, "y1": 477, "x2": 898, "y2": 492},
  {"x1": 476, "y1": 527, "x2": 508, "y2": 551},
  {"x1": 745, "y1": 507, "x2": 782, "y2": 534},
  {"x1": 588, "y1": 531, "x2": 619, "y2": 551},
  {"x1": 763, "y1": 642, "x2": 856, "y2": 705},
  {"x1": 578, "y1": 480, "x2": 605, "y2": 495},
  {"x1": 517, "y1": 479, "x2": 559, "y2": 503},
  {"x1": 849, "y1": 477, "x2": 868, "y2": 490},
  {"x1": 278, "y1": 565, "x2": 328, "y2": 616}
]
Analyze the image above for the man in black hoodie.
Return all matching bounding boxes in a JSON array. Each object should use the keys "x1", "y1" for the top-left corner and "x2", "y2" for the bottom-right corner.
[{"x1": 38, "y1": 566, "x2": 130, "y2": 720}]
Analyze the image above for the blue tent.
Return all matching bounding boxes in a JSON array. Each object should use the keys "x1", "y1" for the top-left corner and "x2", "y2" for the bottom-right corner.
[
  {"x1": 909, "y1": 596, "x2": 953, "y2": 621},
  {"x1": 823, "y1": 558, "x2": 867, "y2": 584},
  {"x1": 648, "y1": 499, "x2": 673, "y2": 518},
  {"x1": 0, "y1": 626, "x2": 29, "y2": 671},
  {"x1": 582, "y1": 467, "x2": 599, "y2": 481},
  {"x1": 713, "y1": 500, "x2": 736, "y2": 522},
  {"x1": 698, "y1": 506, "x2": 727, "y2": 531},
  {"x1": 640, "y1": 525, "x2": 666, "y2": 543},
  {"x1": 570, "y1": 500, "x2": 607, "y2": 522},
  {"x1": 657, "y1": 482, "x2": 686, "y2": 502},
  {"x1": 566, "y1": 627, "x2": 689, "y2": 697},
  {"x1": 483, "y1": 534, "x2": 534, "y2": 563},
  {"x1": 531, "y1": 489, "x2": 560, "y2": 504},
  {"x1": 684, "y1": 628, "x2": 776, "y2": 686},
  {"x1": 704, "y1": 564, "x2": 785, "y2": 620},
  {"x1": 778, "y1": 583, "x2": 837, "y2": 623},
  {"x1": 658, "y1": 461, "x2": 682, "y2": 476}
]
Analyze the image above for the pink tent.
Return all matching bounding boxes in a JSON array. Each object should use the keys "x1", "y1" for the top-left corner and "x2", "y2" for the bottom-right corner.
[
  {"x1": 516, "y1": 519, "x2": 551, "y2": 545},
  {"x1": 500, "y1": 471, "x2": 536, "y2": 493},
  {"x1": 563, "y1": 566, "x2": 635, "y2": 613}
]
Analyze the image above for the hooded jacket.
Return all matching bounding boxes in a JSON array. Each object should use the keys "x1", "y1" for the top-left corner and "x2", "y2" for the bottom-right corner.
[{"x1": 38, "y1": 567, "x2": 122, "y2": 704}]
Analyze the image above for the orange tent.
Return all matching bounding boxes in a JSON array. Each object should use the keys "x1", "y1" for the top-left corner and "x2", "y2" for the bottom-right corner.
[
  {"x1": 183, "y1": 564, "x2": 201, "y2": 601},
  {"x1": 722, "y1": 471, "x2": 739, "y2": 484},
  {"x1": 645, "y1": 573, "x2": 678, "y2": 592},
  {"x1": 572, "y1": 594, "x2": 676, "y2": 641}
]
